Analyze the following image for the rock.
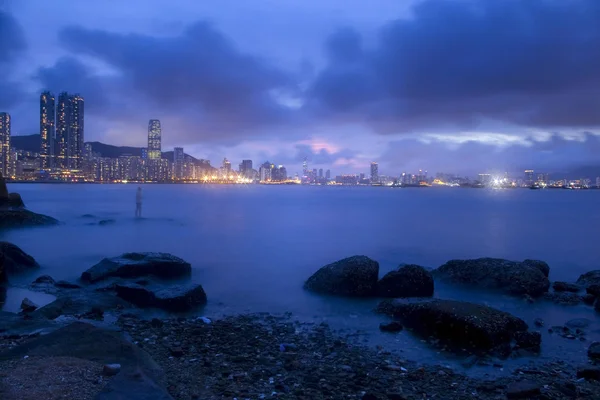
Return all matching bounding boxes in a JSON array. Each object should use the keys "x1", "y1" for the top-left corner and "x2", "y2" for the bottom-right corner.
[
  {"x1": 432, "y1": 258, "x2": 550, "y2": 297},
  {"x1": 586, "y1": 284, "x2": 600, "y2": 297},
  {"x1": 379, "y1": 321, "x2": 403, "y2": 332},
  {"x1": 552, "y1": 281, "x2": 581, "y2": 292},
  {"x1": 170, "y1": 347, "x2": 184, "y2": 357},
  {"x1": 582, "y1": 294, "x2": 597, "y2": 305},
  {"x1": 115, "y1": 283, "x2": 207, "y2": 312},
  {"x1": 505, "y1": 381, "x2": 541, "y2": 399},
  {"x1": 577, "y1": 270, "x2": 600, "y2": 287},
  {"x1": 576, "y1": 367, "x2": 600, "y2": 381},
  {"x1": 32, "y1": 293, "x2": 129, "y2": 320},
  {"x1": 0, "y1": 209, "x2": 59, "y2": 229},
  {"x1": 588, "y1": 342, "x2": 600, "y2": 360},
  {"x1": 565, "y1": 318, "x2": 591, "y2": 329},
  {"x1": 377, "y1": 264, "x2": 434, "y2": 298},
  {"x1": 548, "y1": 325, "x2": 585, "y2": 340},
  {"x1": 151, "y1": 318, "x2": 164, "y2": 328},
  {"x1": 81, "y1": 252, "x2": 192, "y2": 283},
  {"x1": 522, "y1": 259, "x2": 550, "y2": 277},
  {"x1": 6, "y1": 192, "x2": 24, "y2": 208},
  {"x1": 103, "y1": 363, "x2": 122, "y2": 376},
  {"x1": 98, "y1": 219, "x2": 116, "y2": 226},
  {"x1": 55, "y1": 280, "x2": 82, "y2": 289},
  {"x1": 0, "y1": 172, "x2": 8, "y2": 200},
  {"x1": 595, "y1": 298, "x2": 600, "y2": 313},
  {"x1": 33, "y1": 275, "x2": 56, "y2": 285},
  {"x1": 513, "y1": 331, "x2": 541, "y2": 351},
  {"x1": 0, "y1": 242, "x2": 39, "y2": 275},
  {"x1": 543, "y1": 291, "x2": 581, "y2": 306},
  {"x1": 533, "y1": 318, "x2": 544, "y2": 327},
  {"x1": 304, "y1": 255, "x2": 379, "y2": 297},
  {"x1": 20, "y1": 297, "x2": 38, "y2": 312},
  {"x1": 377, "y1": 299, "x2": 528, "y2": 351}
]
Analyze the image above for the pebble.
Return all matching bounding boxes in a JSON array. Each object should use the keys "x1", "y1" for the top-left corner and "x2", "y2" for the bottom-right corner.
[{"x1": 102, "y1": 363, "x2": 121, "y2": 376}]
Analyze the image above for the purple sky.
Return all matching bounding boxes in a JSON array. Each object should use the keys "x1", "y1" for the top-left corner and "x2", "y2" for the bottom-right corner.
[{"x1": 2, "y1": 0, "x2": 600, "y2": 176}]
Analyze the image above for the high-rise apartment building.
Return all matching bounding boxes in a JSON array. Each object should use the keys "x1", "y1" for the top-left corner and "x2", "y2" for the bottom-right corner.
[
  {"x1": 370, "y1": 162, "x2": 379, "y2": 183},
  {"x1": 147, "y1": 120, "x2": 161, "y2": 160},
  {"x1": 239, "y1": 160, "x2": 252, "y2": 176},
  {"x1": 173, "y1": 147, "x2": 184, "y2": 179},
  {"x1": 325, "y1": 169, "x2": 331, "y2": 180},
  {"x1": 0, "y1": 113, "x2": 10, "y2": 177},
  {"x1": 56, "y1": 92, "x2": 85, "y2": 169},
  {"x1": 40, "y1": 91, "x2": 55, "y2": 169}
]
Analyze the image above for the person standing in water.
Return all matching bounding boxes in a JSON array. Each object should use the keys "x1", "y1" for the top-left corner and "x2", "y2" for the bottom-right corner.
[{"x1": 135, "y1": 187, "x2": 143, "y2": 218}]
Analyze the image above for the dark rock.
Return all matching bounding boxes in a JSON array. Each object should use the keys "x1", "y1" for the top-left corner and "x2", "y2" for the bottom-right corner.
[
  {"x1": 0, "y1": 209, "x2": 59, "y2": 229},
  {"x1": 432, "y1": 258, "x2": 550, "y2": 297},
  {"x1": 589, "y1": 342, "x2": 600, "y2": 360},
  {"x1": 505, "y1": 381, "x2": 541, "y2": 399},
  {"x1": 586, "y1": 284, "x2": 600, "y2": 297},
  {"x1": 565, "y1": 318, "x2": 591, "y2": 329},
  {"x1": 513, "y1": 331, "x2": 541, "y2": 351},
  {"x1": 103, "y1": 363, "x2": 122, "y2": 376},
  {"x1": 151, "y1": 318, "x2": 164, "y2": 328},
  {"x1": 522, "y1": 259, "x2": 549, "y2": 277},
  {"x1": 577, "y1": 367, "x2": 600, "y2": 381},
  {"x1": 533, "y1": 318, "x2": 544, "y2": 327},
  {"x1": 543, "y1": 291, "x2": 581, "y2": 306},
  {"x1": 81, "y1": 306, "x2": 104, "y2": 320},
  {"x1": 552, "y1": 281, "x2": 581, "y2": 292},
  {"x1": 582, "y1": 294, "x2": 597, "y2": 305},
  {"x1": 6, "y1": 192, "x2": 24, "y2": 208},
  {"x1": 377, "y1": 264, "x2": 434, "y2": 298},
  {"x1": 55, "y1": 280, "x2": 81, "y2": 289},
  {"x1": 379, "y1": 321, "x2": 403, "y2": 332},
  {"x1": 170, "y1": 347, "x2": 184, "y2": 357},
  {"x1": 81, "y1": 252, "x2": 192, "y2": 283},
  {"x1": 115, "y1": 283, "x2": 207, "y2": 312},
  {"x1": 304, "y1": 255, "x2": 379, "y2": 297},
  {"x1": 377, "y1": 299, "x2": 528, "y2": 351},
  {"x1": 20, "y1": 297, "x2": 38, "y2": 312},
  {"x1": 33, "y1": 275, "x2": 56, "y2": 285},
  {"x1": 98, "y1": 219, "x2": 116, "y2": 226},
  {"x1": 595, "y1": 298, "x2": 600, "y2": 313},
  {"x1": 31, "y1": 293, "x2": 129, "y2": 320},
  {"x1": 577, "y1": 270, "x2": 600, "y2": 287},
  {"x1": 0, "y1": 173, "x2": 8, "y2": 200},
  {"x1": 0, "y1": 242, "x2": 39, "y2": 275}
]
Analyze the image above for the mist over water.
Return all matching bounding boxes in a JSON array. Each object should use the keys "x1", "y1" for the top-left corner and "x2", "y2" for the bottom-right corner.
[{"x1": 2, "y1": 184, "x2": 600, "y2": 374}]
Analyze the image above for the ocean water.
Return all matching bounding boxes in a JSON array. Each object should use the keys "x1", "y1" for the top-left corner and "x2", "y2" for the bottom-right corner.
[{"x1": 2, "y1": 183, "x2": 600, "y2": 374}]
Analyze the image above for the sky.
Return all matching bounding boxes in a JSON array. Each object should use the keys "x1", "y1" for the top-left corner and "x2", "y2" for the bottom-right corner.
[{"x1": 2, "y1": 0, "x2": 600, "y2": 177}]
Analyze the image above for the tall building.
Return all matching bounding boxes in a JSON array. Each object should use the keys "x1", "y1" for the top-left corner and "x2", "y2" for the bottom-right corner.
[
  {"x1": 40, "y1": 91, "x2": 55, "y2": 169},
  {"x1": 259, "y1": 162, "x2": 273, "y2": 182},
  {"x1": 147, "y1": 120, "x2": 162, "y2": 160},
  {"x1": 370, "y1": 162, "x2": 379, "y2": 183},
  {"x1": 56, "y1": 92, "x2": 85, "y2": 169},
  {"x1": 239, "y1": 160, "x2": 252, "y2": 177},
  {"x1": 325, "y1": 169, "x2": 331, "y2": 179},
  {"x1": 524, "y1": 169, "x2": 534, "y2": 185},
  {"x1": 173, "y1": 147, "x2": 184, "y2": 180},
  {"x1": 318, "y1": 168, "x2": 323, "y2": 178},
  {"x1": 0, "y1": 113, "x2": 10, "y2": 177},
  {"x1": 222, "y1": 158, "x2": 232, "y2": 177}
]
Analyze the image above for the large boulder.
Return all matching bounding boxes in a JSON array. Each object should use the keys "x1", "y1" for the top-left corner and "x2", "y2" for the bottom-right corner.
[
  {"x1": 377, "y1": 264, "x2": 434, "y2": 297},
  {"x1": 0, "y1": 242, "x2": 39, "y2": 275},
  {"x1": 523, "y1": 259, "x2": 549, "y2": 278},
  {"x1": 0, "y1": 172, "x2": 8, "y2": 200},
  {"x1": 552, "y1": 281, "x2": 581, "y2": 293},
  {"x1": 304, "y1": 255, "x2": 379, "y2": 297},
  {"x1": 115, "y1": 283, "x2": 207, "y2": 312},
  {"x1": 432, "y1": 258, "x2": 550, "y2": 297},
  {"x1": 0, "y1": 209, "x2": 59, "y2": 229},
  {"x1": 81, "y1": 252, "x2": 192, "y2": 283},
  {"x1": 577, "y1": 270, "x2": 600, "y2": 287},
  {"x1": 377, "y1": 299, "x2": 528, "y2": 351}
]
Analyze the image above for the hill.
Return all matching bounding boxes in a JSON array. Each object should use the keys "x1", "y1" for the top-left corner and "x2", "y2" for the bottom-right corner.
[{"x1": 11, "y1": 134, "x2": 39, "y2": 153}]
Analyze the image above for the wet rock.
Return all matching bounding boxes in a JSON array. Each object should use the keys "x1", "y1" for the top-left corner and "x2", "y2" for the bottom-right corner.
[
  {"x1": 577, "y1": 270, "x2": 600, "y2": 287},
  {"x1": 6, "y1": 192, "x2": 24, "y2": 208},
  {"x1": 595, "y1": 298, "x2": 600, "y2": 313},
  {"x1": 565, "y1": 318, "x2": 591, "y2": 329},
  {"x1": 533, "y1": 318, "x2": 544, "y2": 327},
  {"x1": 0, "y1": 174, "x2": 24, "y2": 208},
  {"x1": 505, "y1": 381, "x2": 541, "y2": 399},
  {"x1": 589, "y1": 342, "x2": 600, "y2": 360},
  {"x1": 522, "y1": 259, "x2": 550, "y2": 277},
  {"x1": 151, "y1": 318, "x2": 164, "y2": 328},
  {"x1": 552, "y1": 281, "x2": 580, "y2": 292},
  {"x1": 31, "y1": 293, "x2": 128, "y2": 320},
  {"x1": 377, "y1": 299, "x2": 527, "y2": 351},
  {"x1": 379, "y1": 321, "x2": 403, "y2": 332},
  {"x1": 377, "y1": 264, "x2": 434, "y2": 298},
  {"x1": 0, "y1": 209, "x2": 59, "y2": 229},
  {"x1": 33, "y1": 275, "x2": 56, "y2": 285},
  {"x1": 115, "y1": 282, "x2": 207, "y2": 312},
  {"x1": 576, "y1": 367, "x2": 600, "y2": 381},
  {"x1": 103, "y1": 363, "x2": 121, "y2": 376},
  {"x1": 543, "y1": 291, "x2": 581, "y2": 306},
  {"x1": 548, "y1": 325, "x2": 585, "y2": 340},
  {"x1": 170, "y1": 347, "x2": 184, "y2": 357},
  {"x1": 586, "y1": 284, "x2": 600, "y2": 297},
  {"x1": 582, "y1": 294, "x2": 597, "y2": 305},
  {"x1": 20, "y1": 297, "x2": 38, "y2": 312},
  {"x1": 0, "y1": 242, "x2": 39, "y2": 275},
  {"x1": 304, "y1": 255, "x2": 379, "y2": 297},
  {"x1": 432, "y1": 258, "x2": 550, "y2": 297},
  {"x1": 81, "y1": 252, "x2": 192, "y2": 283},
  {"x1": 55, "y1": 280, "x2": 81, "y2": 289},
  {"x1": 514, "y1": 331, "x2": 541, "y2": 351},
  {"x1": 98, "y1": 219, "x2": 116, "y2": 226}
]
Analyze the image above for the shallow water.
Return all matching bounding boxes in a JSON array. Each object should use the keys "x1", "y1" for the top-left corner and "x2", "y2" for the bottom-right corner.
[{"x1": 2, "y1": 184, "x2": 600, "y2": 376}]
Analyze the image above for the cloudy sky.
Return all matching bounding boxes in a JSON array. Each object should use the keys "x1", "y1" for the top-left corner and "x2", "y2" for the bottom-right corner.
[{"x1": 2, "y1": 0, "x2": 600, "y2": 176}]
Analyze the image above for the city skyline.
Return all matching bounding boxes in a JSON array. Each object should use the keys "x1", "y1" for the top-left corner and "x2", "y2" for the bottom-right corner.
[{"x1": 2, "y1": 2, "x2": 600, "y2": 174}]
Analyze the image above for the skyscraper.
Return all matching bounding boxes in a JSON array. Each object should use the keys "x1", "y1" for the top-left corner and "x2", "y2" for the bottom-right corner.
[
  {"x1": 370, "y1": 162, "x2": 379, "y2": 183},
  {"x1": 318, "y1": 168, "x2": 323, "y2": 178},
  {"x1": 55, "y1": 92, "x2": 85, "y2": 169},
  {"x1": 325, "y1": 169, "x2": 331, "y2": 179},
  {"x1": 173, "y1": 147, "x2": 184, "y2": 180},
  {"x1": 147, "y1": 120, "x2": 162, "y2": 160},
  {"x1": 0, "y1": 113, "x2": 10, "y2": 177},
  {"x1": 222, "y1": 158, "x2": 232, "y2": 176},
  {"x1": 40, "y1": 91, "x2": 55, "y2": 169}
]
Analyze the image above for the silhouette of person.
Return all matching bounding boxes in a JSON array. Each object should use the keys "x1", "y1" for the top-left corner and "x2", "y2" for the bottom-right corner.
[{"x1": 135, "y1": 187, "x2": 143, "y2": 218}]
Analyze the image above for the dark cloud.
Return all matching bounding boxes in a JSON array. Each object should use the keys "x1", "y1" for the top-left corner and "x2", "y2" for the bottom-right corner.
[
  {"x1": 310, "y1": 0, "x2": 600, "y2": 132},
  {"x1": 0, "y1": 10, "x2": 27, "y2": 109}
]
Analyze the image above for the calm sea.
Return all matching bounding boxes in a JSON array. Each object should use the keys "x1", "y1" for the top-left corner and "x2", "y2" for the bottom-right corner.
[{"x1": 2, "y1": 183, "x2": 600, "y2": 373}]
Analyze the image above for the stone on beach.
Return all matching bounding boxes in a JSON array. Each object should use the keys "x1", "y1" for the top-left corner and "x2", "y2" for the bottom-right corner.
[
  {"x1": 377, "y1": 299, "x2": 528, "y2": 351},
  {"x1": 0, "y1": 242, "x2": 39, "y2": 276},
  {"x1": 552, "y1": 281, "x2": 581, "y2": 293},
  {"x1": 20, "y1": 297, "x2": 38, "y2": 312},
  {"x1": 115, "y1": 282, "x2": 207, "y2": 312},
  {"x1": 377, "y1": 264, "x2": 434, "y2": 298},
  {"x1": 432, "y1": 258, "x2": 550, "y2": 297},
  {"x1": 588, "y1": 342, "x2": 600, "y2": 360},
  {"x1": 577, "y1": 270, "x2": 600, "y2": 287},
  {"x1": 304, "y1": 255, "x2": 379, "y2": 297},
  {"x1": 81, "y1": 252, "x2": 192, "y2": 283}
]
